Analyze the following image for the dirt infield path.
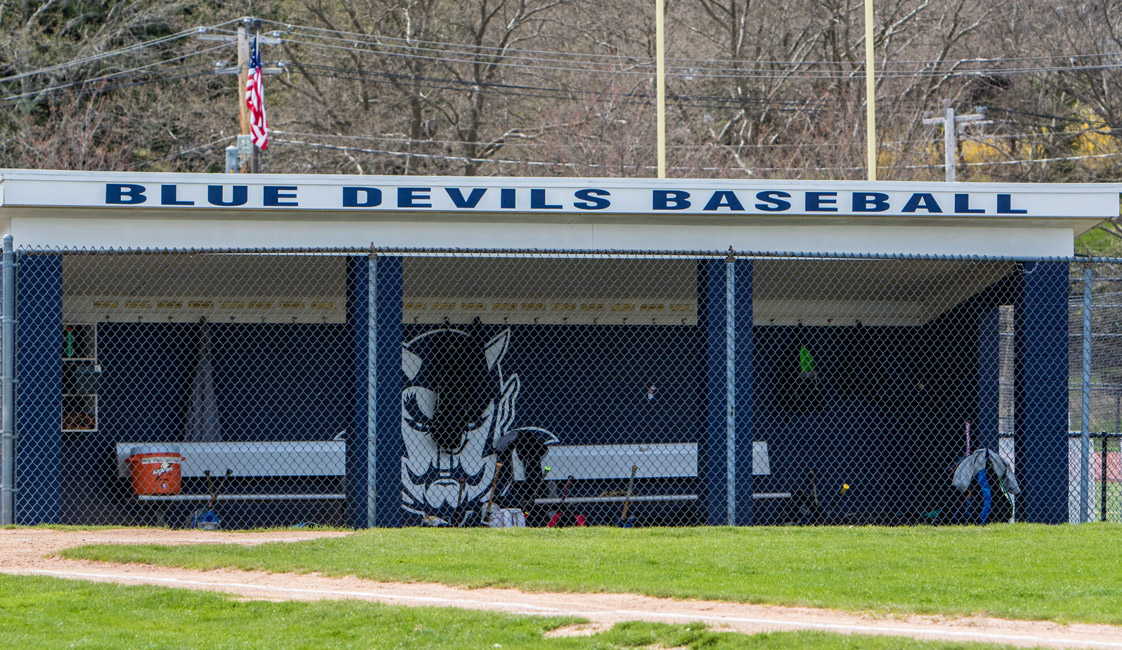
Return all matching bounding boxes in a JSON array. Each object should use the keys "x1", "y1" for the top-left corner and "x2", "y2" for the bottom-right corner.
[{"x1": 2, "y1": 528, "x2": 1121, "y2": 649}]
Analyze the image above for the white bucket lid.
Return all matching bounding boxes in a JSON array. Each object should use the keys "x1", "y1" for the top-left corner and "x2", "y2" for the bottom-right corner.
[{"x1": 129, "y1": 445, "x2": 182, "y2": 458}]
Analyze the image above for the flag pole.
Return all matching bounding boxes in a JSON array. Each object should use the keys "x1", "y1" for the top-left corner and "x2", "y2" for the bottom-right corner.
[
  {"x1": 655, "y1": 0, "x2": 666, "y2": 179},
  {"x1": 864, "y1": 0, "x2": 876, "y2": 181}
]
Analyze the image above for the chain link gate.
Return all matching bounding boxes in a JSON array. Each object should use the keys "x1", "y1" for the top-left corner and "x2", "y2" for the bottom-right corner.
[{"x1": 4, "y1": 246, "x2": 1083, "y2": 528}]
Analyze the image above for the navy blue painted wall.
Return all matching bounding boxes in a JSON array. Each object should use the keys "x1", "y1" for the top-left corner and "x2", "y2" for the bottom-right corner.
[
  {"x1": 1014, "y1": 261, "x2": 1069, "y2": 523},
  {"x1": 15, "y1": 254, "x2": 62, "y2": 524},
  {"x1": 402, "y1": 323, "x2": 704, "y2": 448},
  {"x1": 100, "y1": 322, "x2": 353, "y2": 443}
]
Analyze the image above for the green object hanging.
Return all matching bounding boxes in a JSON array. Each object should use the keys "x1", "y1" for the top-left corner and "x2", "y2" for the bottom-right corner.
[
  {"x1": 798, "y1": 344, "x2": 815, "y2": 373},
  {"x1": 64, "y1": 327, "x2": 75, "y2": 358}
]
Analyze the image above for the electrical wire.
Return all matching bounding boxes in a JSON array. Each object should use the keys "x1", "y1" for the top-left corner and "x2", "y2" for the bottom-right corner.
[
  {"x1": 273, "y1": 134, "x2": 1122, "y2": 175},
  {"x1": 0, "y1": 19, "x2": 241, "y2": 85},
  {"x1": 128, "y1": 135, "x2": 237, "y2": 170},
  {"x1": 0, "y1": 44, "x2": 231, "y2": 102},
  {"x1": 271, "y1": 21, "x2": 1122, "y2": 79},
  {"x1": 264, "y1": 18, "x2": 1122, "y2": 69}
]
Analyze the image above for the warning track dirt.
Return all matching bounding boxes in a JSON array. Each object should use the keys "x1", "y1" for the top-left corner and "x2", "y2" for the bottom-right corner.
[{"x1": 2, "y1": 528, "x2": 1120, "y2": 650}]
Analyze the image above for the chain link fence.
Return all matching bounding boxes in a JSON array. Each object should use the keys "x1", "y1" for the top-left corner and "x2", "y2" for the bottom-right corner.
[
  {"x1": 0, "y1": 245, "x2": 1108, "y2": 528},
  {"x1": 1070, "y1": 263, "x2": 1122, "y2": 523}
]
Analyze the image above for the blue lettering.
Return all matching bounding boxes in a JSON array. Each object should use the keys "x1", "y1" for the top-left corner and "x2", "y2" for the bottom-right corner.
[
  {"x1": 653, "y1": 190, "x2": 691, "y2": 210},
  {"x1": 106, "y1": 183, "x2": 146, "y2": 205},
  {"x1": 853, "y1": 192, "x2": 889, "y2": 213},
  {"x1": 501, "y1": 188, "x2": 517, "y2": 209},
  {"x1": 343, "y1": 187, "x2": 382, "y2": 207},
  {"x1": 264, "y1": 185, "x2": 298, "y2": 207},
  {"x1": 703, "y1": 191, "x2": 745, "y2": 212},
  {"x1": 901, "y1": 192, "x2": 942, "y2": 213},
  {"x1": 398, "y1": 187, "x2": 431, "y2": 208},
  {"x1": 754, "y1": 191, "x2": 791, "y2": 212},
  {"x1": 531, "y1": 189, "x2": 563, "y2": 210},
  {"x1": 805, "y1": 191, "x2": 838, "y2": 212},
  {"x1": 207, "y1": 185, "x2": 247, "y2": 207},
  {"x1": 954, "y1": 193, "x2": 985, "y2": 214},
  {"x1": 996, "y1": 193, "x2": 1027, "y2": 214},
  {"x1": 446, "y1": 188, "x2": 487, "y2": 208},
  {"x1": 159, "y1": 184, "x2": 192, "y2": 206},
  {"x1": 574, "y1": 188, "x2": 611, "y2": 210}
]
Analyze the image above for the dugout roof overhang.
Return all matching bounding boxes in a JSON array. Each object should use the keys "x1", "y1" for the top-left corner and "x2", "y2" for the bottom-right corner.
[{"x1": 1, "y1": 169, "x2": 1119, "y2": 257}]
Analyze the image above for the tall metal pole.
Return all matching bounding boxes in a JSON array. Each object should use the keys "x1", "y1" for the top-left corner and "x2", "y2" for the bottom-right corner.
[
  {"x1": 1080, "y1": 266, "x2": 1093, "y2": 522},
  {"x1": 944, "y1": 106, "x2": 956, "y2": 182},
  {"x1": 655, "y1": 0, "x2": 666, "y2": 178},
  {"x1": 725, "y1": 254, "x2": 736, "y2": 525},
  {"x1": 1, "y1": 235, "x2": 16, "y2": 525},
  {"x1": 863, "y1": 0, "x2": 877, "y2": 181}
]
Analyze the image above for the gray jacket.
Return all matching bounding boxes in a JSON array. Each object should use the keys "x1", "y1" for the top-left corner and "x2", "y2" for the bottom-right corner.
[{"x1": 952, "y1": 449, "x2": 1020, "y2": 495}]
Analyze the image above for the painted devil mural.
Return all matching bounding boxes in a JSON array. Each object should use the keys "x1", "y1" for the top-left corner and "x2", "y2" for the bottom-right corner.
[{"x1": 401, "y1": 320, "x2": 557, "y2": 525}]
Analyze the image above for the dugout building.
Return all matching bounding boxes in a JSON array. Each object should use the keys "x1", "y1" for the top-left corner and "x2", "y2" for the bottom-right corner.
[{"x1": 0, "y1": 170, "x2": 1116, "y2": 528}]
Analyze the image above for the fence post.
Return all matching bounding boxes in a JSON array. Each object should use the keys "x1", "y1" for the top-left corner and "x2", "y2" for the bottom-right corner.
[
  {"x1": 1, "y1": 235, "x2": 13, "y2": 525},
  {"x1": 1080, "y1": 266, "x2": 1093, "y2": 523},
  {"x1": 725, "y1": 252, "x2": 736, "y2": 526},
  {"x1": 1102, "y1": 430, "x2": 1109, "y2": 523}
]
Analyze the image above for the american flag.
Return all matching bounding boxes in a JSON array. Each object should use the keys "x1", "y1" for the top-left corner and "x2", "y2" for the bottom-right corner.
[{"x1": 246, "y1": 34, "x2": 268, "y2": 149}]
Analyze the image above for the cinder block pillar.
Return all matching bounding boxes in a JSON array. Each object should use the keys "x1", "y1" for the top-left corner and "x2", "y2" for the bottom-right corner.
[{"x1": 975, "y1": 306, "x2": 1001, "y2": 453}]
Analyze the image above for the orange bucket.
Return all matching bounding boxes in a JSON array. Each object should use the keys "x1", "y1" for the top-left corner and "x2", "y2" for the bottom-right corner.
[{"x1": 127, "y1": 447, "x2": 183, "y2": 495}]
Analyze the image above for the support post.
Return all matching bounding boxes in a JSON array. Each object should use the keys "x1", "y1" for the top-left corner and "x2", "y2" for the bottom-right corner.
[
  {"x1": 1, "y1": 236, "x2": 14, "y2": 525},
  {"x1": 699, "y1": 260, "x2": 728, "y2": 526},
  {"x1": 1080, "y1": 266, "x2": 1093, "y2": 522},
  {"x1": 732, "y1": 258, "x2": 755, "y2": 526},
  {"x1": 725, "y1": 257, "x2": 736, "y2": 525},
  {"x1": 14, "y1": 252, "x2": 62, "y2": 524},
  {"x1": 345, "y1": 256, "x2": 371, "y2": 528},
  {"x1": 1013, "y1": 261, "x2": 1068, "y2": 523},
  {"x1": 371, "y1": 256, "x2": 403, "y2": 527},
  {"x1": 1102, "y1": 430, "x2": 1109, "y2": 523}
]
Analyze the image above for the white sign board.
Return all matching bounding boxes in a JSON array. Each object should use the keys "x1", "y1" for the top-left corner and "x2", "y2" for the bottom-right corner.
[{"x1": 2, "y1": 172, "x2": 1119, "y2": 219}]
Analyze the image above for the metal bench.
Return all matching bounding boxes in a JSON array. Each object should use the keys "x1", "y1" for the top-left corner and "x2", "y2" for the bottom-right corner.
[{"x1": 115, "y1": 440, "x2": 346, "y2": 502}]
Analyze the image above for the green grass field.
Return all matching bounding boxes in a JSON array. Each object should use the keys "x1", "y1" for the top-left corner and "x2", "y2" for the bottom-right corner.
[
  {"x1": 63, "y1": 524, "x2": 1122, "y2": 625},
  {"x1": 0, "y1": 574, "x2": 1027, "y2": 650}
]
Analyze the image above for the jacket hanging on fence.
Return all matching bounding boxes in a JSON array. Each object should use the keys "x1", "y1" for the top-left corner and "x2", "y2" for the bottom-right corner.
[
  {"x1": 952, "y1": 448, "x2": 1019, "y2": 525},
  {"x1": 952, "y1": 449, "x2": 1020, "y2": 495}
]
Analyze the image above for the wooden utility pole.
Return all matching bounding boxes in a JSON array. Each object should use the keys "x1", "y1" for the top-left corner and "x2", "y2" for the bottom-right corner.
[
  {"x1": 922, "y1": 107, "x2": 990, "y2": 182},
  {"x1": 236, "y1": 23, "x2": 259, "y2": 173},
  {"x1": 200, "y1": 19, "x2": 282, "y2": 173}
]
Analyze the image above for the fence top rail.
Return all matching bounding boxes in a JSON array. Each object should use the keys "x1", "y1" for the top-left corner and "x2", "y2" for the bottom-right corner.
[{"x1": 10, "y1": 245, "x2": 1113, "y2": 263}]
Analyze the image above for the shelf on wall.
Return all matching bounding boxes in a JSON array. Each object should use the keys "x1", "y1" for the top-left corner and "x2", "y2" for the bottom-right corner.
[{"x1": 61, "y1": 323, "x2": 97, "y2": 360}]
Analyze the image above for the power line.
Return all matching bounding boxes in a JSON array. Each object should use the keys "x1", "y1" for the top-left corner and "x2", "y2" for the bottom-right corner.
[
  {"x1": 0, "y1": 44, "x2": 230, "y2": 102},
  {"x1": 264, "y1": 18, "x2": 1122, "y2": 70},
  {"x1": 273, "y1": 133, "x2": 1122, "y2": 175},
  {"x1": 0, "y1": 19, "x2": 241, "y2": 85},
  {"x1": 128, "y1": 135, "x2": 237, "y2": 170}
]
